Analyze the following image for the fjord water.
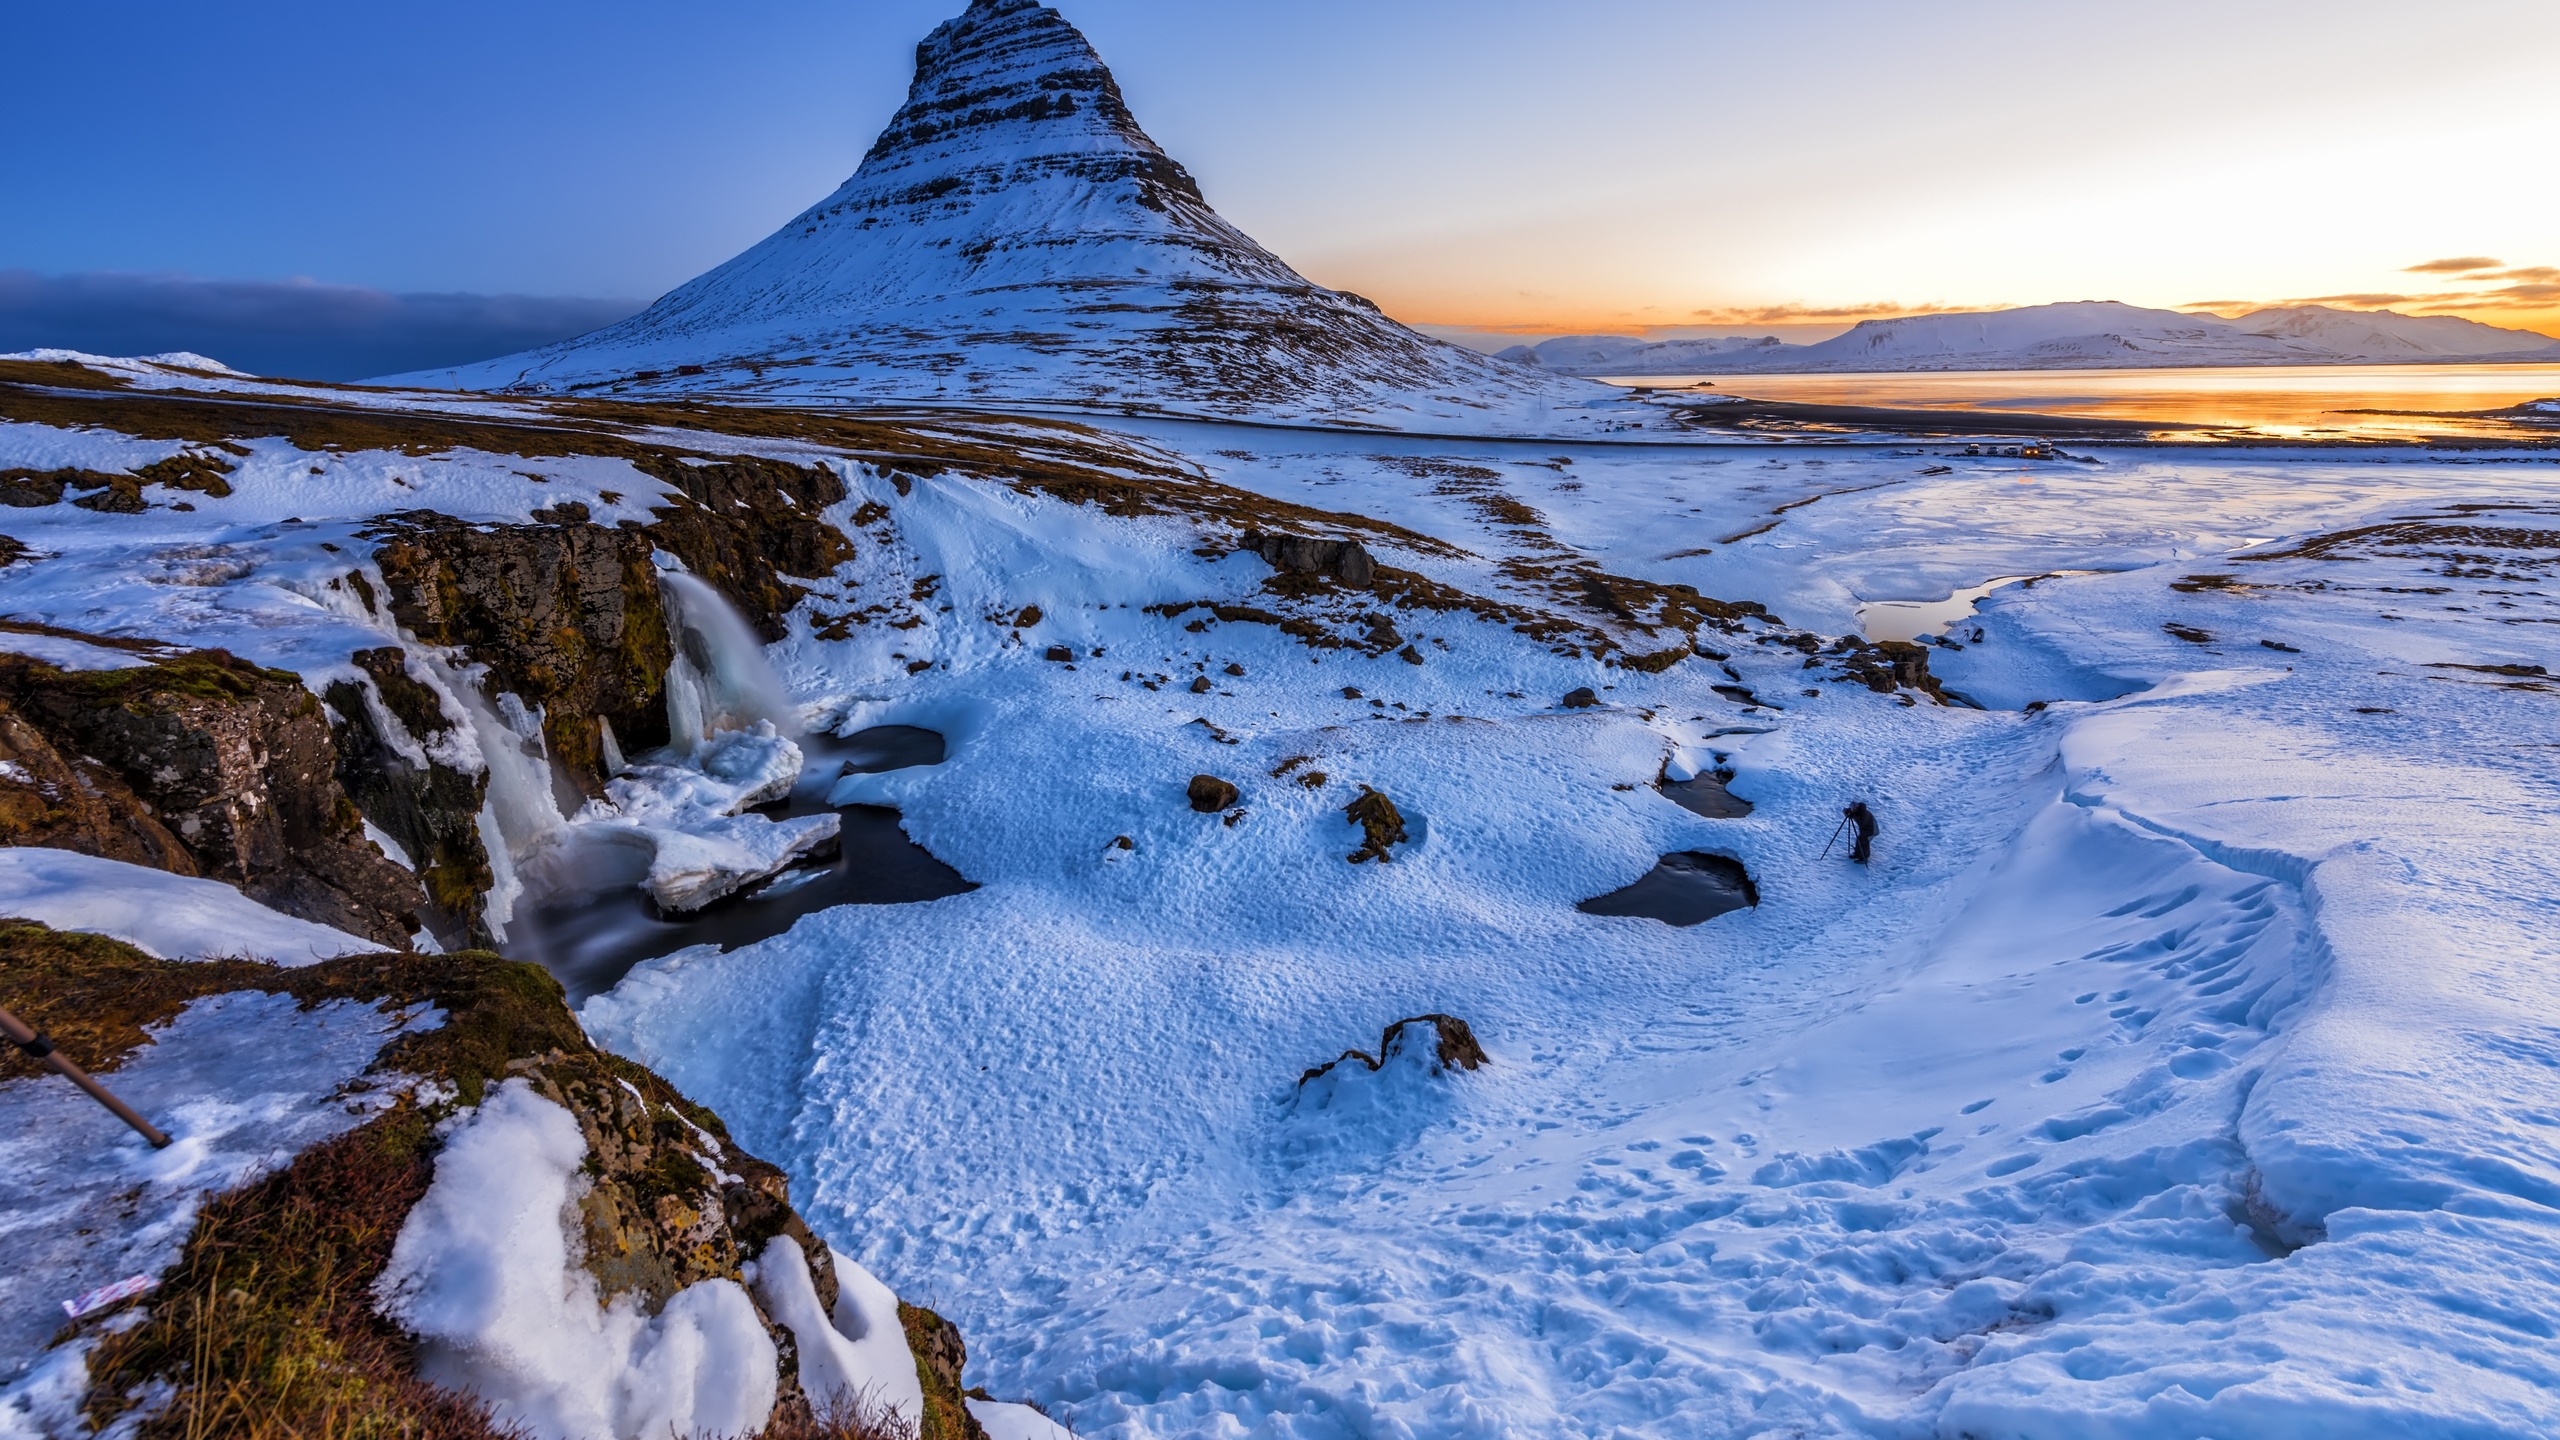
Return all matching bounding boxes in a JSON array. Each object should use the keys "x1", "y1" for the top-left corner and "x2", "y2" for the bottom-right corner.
[{"x1": 1608, "y1": 362, "x2": 2560, "y2": 441}]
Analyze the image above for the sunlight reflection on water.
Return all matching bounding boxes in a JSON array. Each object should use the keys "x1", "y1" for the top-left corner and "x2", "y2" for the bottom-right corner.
[{"x1": 1603, "y1": 363, "x2": 2560, "y2": 441}]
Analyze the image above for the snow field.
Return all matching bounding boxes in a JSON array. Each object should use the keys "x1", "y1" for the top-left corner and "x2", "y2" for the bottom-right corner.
[
  {"x1": 588, "y1": 436, "x2": 2560, "y2": 1435},
  {"x1": 3, "y1": 381, "x2": 2556, "y2": 1433}
]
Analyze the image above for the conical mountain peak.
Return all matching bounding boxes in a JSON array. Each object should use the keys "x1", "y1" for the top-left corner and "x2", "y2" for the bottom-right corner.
[
  {"x1": 399, "y1": 1, "x2": 1608, "y2": 432},
  {"x1": 863, "y1": 0, "x2": 1202, "y2": 209}
]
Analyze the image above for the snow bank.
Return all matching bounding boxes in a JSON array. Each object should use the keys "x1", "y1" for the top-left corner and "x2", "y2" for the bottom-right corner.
[
  {"x1": 0, "y1": 632, "x2": 153, "y2": 671},
  {"x1": 749, "y1": 1237, "x2": 925, "y2": 1425},
  {"x1": 0, "y1": 849, "x2": 381, "y2": 964},
  {"x1": 374, "y1": 1079, "x2": 779, "y2": 1440},
  {"x1": 969, "y1": 1398, "x2": 1076, "y2": 1440}
]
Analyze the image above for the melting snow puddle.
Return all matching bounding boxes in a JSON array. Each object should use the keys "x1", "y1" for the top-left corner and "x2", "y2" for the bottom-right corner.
[
  {"x1": 1576, "y1": 851, "x2": 1759, "y2": 926},
  {"x1": 1859, "y1": 570, "x2": 2111, "y2": 642},
  {"x1": 1859, "y1": 575, "x2": 2040, "y2": 642},
  {"x1": 1659, "y1": 771, "x2": 1754, "y2": 819},
  {"x1": 512, "y1": 727, "x2": 975, "y2": 1002}
]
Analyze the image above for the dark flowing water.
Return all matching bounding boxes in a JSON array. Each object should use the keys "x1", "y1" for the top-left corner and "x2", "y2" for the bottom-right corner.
[{"x1": 512, "y1": 726, "x2": 975, "y2": 1002}]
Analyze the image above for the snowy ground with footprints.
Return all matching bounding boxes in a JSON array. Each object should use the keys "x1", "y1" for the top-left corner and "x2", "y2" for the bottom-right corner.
[{"x1": 1, "y1": 343, "x2": 2553, "y2": 1436}]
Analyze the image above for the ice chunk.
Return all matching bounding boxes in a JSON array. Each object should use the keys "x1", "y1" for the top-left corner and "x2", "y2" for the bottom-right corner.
[
  {"x1": 576, "y1": 724, "x2": 835, "y2": 912},
  {"x1": 633, "y1": 812, "x2": 840, "y2": 913}
]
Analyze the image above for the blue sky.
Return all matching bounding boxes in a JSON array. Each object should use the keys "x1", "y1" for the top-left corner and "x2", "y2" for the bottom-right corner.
[{"x1": 5, "y1": 0, "x2": 2556, "y2": 375}]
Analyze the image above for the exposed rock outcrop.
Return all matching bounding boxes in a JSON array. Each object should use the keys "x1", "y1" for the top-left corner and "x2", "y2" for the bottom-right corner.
[
  {"x1": 322, "y1": 647, "x2": 494, "y2": 947},
  {"x1": 0, "y1": 695, "x2": 195, "y2": 874},
  {"x1": 1821, "y1": 636, "x2": 1948, "y2": 702},
  {"x1": 367, "y1": 511, "x2": 676, "y2": 795},
  {"x1": 1238, "y1": 531, "x2": 1376, "y2": 587},
  {"x1": 1343, "y1": 785, "x2": 1408, "y2": 863},
  {"x1": 0, "y1": 632, "x2": 421, "y2": 946},
  {"x1": 1298, "y1": 1013, "x2": 1488, "y2": 1086},
  {"x1": 630, "y1": 453, "x2": 858, "y2": 640}
]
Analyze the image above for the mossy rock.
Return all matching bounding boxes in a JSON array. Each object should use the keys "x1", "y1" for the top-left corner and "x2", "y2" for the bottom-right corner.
[{"x1": 13, "y1": 925, "x2": 901, "y2": 1439}]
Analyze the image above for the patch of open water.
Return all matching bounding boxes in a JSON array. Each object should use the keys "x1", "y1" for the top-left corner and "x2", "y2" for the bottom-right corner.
[
  {"x1": 512, "y1": 726, "x2": 975, "y2": 1002},
  {"x1": 1577, "y1": 852, "x2": 1759, "y2": 926}
]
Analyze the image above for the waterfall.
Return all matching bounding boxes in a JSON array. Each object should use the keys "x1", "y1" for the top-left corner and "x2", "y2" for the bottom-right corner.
[
  {"x1": 659, "y1": 571, "x2": 797, "y2": 746},
  {"x1": 429, "y1": 659, "x2": 569, "y2": 943}
]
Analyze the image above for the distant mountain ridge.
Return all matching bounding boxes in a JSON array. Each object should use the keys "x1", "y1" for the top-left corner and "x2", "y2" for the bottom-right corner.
[
  {"x1": 391, "y1": 0, "x2": 1611, "y2": 432},
  {"x1": 1499, "y1": 301, "x2": 2560, "y2": 376}
]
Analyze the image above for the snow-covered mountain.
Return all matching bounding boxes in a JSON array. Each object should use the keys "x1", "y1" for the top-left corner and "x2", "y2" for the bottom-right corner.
[
  {"x1": 1508, "y1": 301, "x2": 2560, "y2": 375},
  {"x1": 1493, "y1": 333, "x2": 1793, "y2": 373},
  {"x1": 389, "y1": 0, "x2": 1612, "y2": 433}
]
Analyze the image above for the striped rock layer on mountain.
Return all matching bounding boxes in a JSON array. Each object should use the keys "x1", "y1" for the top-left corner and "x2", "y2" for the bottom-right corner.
[{"x1": 400, "y1": 0, "x2": 1606, "y2": 432}]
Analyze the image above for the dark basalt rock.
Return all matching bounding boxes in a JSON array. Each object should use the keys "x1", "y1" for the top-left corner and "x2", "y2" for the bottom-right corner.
[
  {"x1": 1238, "y1": 530, "x2": 1376, "y2": 587},
  {"x1": 1578, "y1": 852, "x2": 1758, "y2": 927},
  {"x1": 1299, "y1": 1013, "x2": 1488, "y2": 1086},
  {"x1": 1187, "y1": 773, "x2": 1239, "y2": 813},
  {"x1": 368, "y1": 513, "x2": 676, "y2": 796},
  {"x1": 0, "y1": 634, "x2": 422, "y2": 947}
]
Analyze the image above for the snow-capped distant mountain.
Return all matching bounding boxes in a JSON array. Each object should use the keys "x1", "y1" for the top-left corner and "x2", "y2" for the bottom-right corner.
[
  {"x1": 389, "y1": 0, "x2": 1612, "y2": 432},
  {"x1": 1495, "y1": 334, "x2": 1791, "y2": 373},
  {"x1": 1512, "y1": 301, "x2": 2560, "y2": 376}
]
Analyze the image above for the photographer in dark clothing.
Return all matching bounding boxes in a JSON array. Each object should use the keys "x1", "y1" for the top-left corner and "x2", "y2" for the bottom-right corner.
[{"x1": 1843, "y1": 801, "x2": 1879, "y2": 864}]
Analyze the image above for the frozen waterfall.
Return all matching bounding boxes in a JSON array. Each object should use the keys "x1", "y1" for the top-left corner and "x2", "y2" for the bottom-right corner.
[{"x1": 660, "y1": 571, "x2": 797, "y2": 745}]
